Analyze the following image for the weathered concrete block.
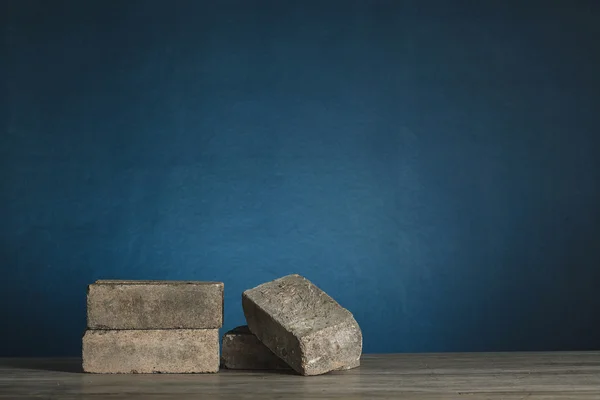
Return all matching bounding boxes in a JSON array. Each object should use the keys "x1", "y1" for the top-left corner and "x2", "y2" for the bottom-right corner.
[
  {"x1": 87, "y1": 280, "x2": 223, "y2": 329},
  {"x1": 221, "y1": 326, "x2": 290, "y2": 370},
  {"x1": 82, "y1": 329, "x2": 219, "y2": 373},
  {"x1": 242, "y1": 274, "x2": 362, "y2": 376}
]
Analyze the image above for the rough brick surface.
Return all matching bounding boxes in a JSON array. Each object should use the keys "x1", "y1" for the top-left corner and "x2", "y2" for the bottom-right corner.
[
  {"x1": 221, "y1": 326, "x2": 290, "y2": 370},
  {"x1": 82, "y1": 329, "x2": 219, "y2": 373},
  {"x1": 87, "y1": 280, "x2": 223, "y2": 329},
  {"x1": 242, "y1": 274, "x2": 362, "y2": 376}
]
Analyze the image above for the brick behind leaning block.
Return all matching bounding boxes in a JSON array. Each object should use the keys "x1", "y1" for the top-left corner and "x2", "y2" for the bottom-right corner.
[
  {"x1": 221, "y1": 326, "x2": 290, "y2": 370},
  {"x1": 242, "y1": 274, "x2": 362, "y2": 376},
  {"x1": 82, "y1": 329, "x2": 219, "y2": 373},
  {"x1": 87, "y1": 280, "x2": 223, "y2": 329}
]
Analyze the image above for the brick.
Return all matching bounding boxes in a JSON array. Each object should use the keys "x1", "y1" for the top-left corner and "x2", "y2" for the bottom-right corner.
[
  {"x1": 221, "y1": 326, "x2": 290, "y2": 370},
  {"x1": 87, "y1": 280, "x2": 223, "y2": 329},
  {"x1": 242, "y1": 274, "x2": 362, "y2": 376},
  {"x1": 82, "y1": 329, "x2": 219, "y2": 373}
]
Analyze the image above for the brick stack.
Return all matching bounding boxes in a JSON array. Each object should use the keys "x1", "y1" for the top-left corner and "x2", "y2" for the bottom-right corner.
[
  {"x1": 82, "y1": 280, "x2": 223, "y2": 373},
  {"x1": 81, "y1": 275, "x2": 360, "y2": 376}
]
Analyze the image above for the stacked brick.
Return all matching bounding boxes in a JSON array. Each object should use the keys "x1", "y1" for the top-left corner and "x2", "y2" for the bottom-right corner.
[
  {"x1": 82, "y1": 275, "x2": 361, "y2": 376},
  {"x1": 82, "y1": 280, "x2": 223, "y2": 373}
]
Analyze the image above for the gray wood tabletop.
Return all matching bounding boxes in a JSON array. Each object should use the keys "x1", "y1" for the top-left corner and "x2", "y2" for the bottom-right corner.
[{"x1": 2, "y1": 352, "x2": 600, "y2": 399}]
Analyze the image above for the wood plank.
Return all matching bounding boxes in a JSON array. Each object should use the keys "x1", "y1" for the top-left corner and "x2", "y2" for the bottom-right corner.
[{"x1": 1, "y1": 352, "x2": 600, "y2": 399}]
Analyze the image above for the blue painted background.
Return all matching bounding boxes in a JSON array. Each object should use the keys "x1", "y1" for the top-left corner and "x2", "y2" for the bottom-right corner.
[{"x1": 2, "y1": 1, "x2": 599, "y2": 356}]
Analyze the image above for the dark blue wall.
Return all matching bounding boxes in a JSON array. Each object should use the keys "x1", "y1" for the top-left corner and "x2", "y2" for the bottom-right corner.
[{"x1": 2, "y1": 0, "x2": 599, "y2": 356}]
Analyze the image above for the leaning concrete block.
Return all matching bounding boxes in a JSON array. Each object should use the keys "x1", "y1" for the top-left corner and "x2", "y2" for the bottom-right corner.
[
  {"x1": 87, "y1": 280, "x2": 223, "y2": 329},
  {"x1": 221, "y1": 326, "x2": 290, "y2": 370},
  {"x1": 242, "y1": 274, "x2": 362, "y2": 376},
  {"x1": 82, "y1": 329, "x2": 219, "y2": 373}
]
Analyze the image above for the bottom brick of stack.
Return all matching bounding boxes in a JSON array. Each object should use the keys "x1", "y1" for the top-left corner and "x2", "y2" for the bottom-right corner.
[{"x1": 82, "y1": 329, "x2": 219, "y2": 373}]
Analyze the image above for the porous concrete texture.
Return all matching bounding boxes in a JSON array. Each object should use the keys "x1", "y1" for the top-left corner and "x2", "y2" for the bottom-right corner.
[
  {"x1": 242, "y1": 274, "x2": 362, "y2": 376},
  {"x1": 87, "y1": 280, "x2": 223, "y2": 329},
  {"x1": 82, "y1": 329, "x2": 219, "y2": 373},
  {"x1": 221, "y1": 326, "x2": 290, "y2": 370}
]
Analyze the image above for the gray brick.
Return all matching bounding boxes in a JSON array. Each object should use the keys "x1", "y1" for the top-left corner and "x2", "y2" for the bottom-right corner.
[
  {"x1": 221, "y1": 326, "x2": 290, "y2": 370},
  {"x1": 87, "y1": 280, "x2": 223, "y2": 329},
  {"x1": 82, "y1": 329, "x2": 219, "y2": 373},
  {"x1": 242, "y1": 274, "x2": 362, "y2": 376}
]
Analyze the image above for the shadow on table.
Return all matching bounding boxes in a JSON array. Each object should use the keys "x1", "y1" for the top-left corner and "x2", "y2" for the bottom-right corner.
[
  {"x1": 4, "y1": 359, "x2": 308, "y2": 375},
  {"x1": 0, "y1": 358, "x2": 83, "y2": 373},
  {"x1": 219, "y1": 367, "x2": 299, "y2": 376}
]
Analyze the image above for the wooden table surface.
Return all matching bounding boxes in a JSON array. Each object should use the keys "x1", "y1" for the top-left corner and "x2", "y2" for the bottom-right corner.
[{"x1": 2, "y1": 352, "x2": 600, "y2": 399}]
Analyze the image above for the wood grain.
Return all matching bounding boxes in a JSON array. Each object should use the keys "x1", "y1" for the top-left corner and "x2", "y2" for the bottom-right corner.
[{"x1": 2, "y1": 352, "x2": 600, "y2": 399}]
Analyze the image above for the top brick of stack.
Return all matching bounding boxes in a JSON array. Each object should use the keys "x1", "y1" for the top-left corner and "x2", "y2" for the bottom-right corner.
[{"x1": 87, "y1": 280, "x2": 224, "y2": 329}]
